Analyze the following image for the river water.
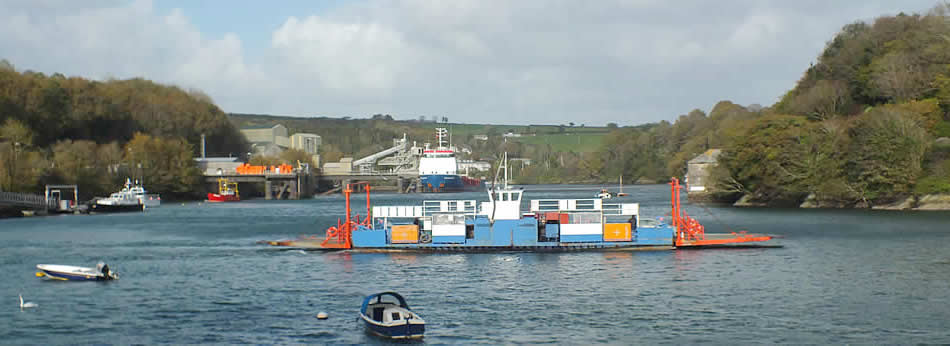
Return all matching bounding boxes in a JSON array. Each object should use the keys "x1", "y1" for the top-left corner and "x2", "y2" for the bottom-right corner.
[{"x1": 2, "y1": 184, "x2": 949, "y2": 344}]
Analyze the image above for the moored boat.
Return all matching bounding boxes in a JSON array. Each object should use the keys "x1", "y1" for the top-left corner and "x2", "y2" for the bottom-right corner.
[
  {"x1": 207, "y1": 178, "x2": 240, "y2": 202},
  {"x1": 36, "y1": 263, "x2": 118, "y2": 281},
  {"x1": 419, "y1": 128, "x2": 483, "y2": 192},
  {"x1": 92, "y1": 178, "x2": 160, "y2": 212},
  {"x1": 360, "y1": 292, "x2": 425, "y2": 339}
]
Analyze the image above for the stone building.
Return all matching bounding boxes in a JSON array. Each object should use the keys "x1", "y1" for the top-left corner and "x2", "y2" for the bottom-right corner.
[{"x1": 686, "y1": 149, "x2": 722, "y2": 193}]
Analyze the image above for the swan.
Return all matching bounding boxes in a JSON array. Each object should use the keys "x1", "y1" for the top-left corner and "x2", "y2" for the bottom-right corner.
[{"x1": 19, "y1": 294, "x2": 37, "y2": 310}]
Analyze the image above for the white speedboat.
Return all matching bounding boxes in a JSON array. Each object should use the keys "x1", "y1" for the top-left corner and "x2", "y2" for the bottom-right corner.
[
  {"x1": 36, "y1": 263, "x2": 118, "y2": 281},
  {"x1": 596, "y1": 188, "x2": 613, "y2": 199}
]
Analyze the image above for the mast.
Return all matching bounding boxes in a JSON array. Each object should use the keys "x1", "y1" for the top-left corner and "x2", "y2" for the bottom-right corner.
[{"x1": 435, "y1": 128, "x2": 448, "y2": 150}]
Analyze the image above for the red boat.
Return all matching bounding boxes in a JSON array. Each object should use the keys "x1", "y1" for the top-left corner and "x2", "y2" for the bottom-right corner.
[{"x1": 207, "y1": 178, "x2": 240, "y2": 202}]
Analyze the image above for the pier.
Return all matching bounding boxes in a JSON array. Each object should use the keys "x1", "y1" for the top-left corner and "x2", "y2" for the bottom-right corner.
[
  {"x1": 202, "y1": 172, "x2": 315, "y2": 200},
  {"x1": 320, "y1": 172, "x2": 420, "y2": 194},
  {"x1": 0, "y1": 191, "x2": 55, "y2": 215}
]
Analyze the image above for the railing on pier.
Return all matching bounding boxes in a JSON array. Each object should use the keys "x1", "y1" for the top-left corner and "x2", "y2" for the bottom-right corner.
[{"x1": 0, "y1": 191, "x2": 54, "y2": 209}]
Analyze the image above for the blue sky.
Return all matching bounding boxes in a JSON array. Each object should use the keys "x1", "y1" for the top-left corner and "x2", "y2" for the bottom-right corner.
[
  {"x1": 0, "y1": 0, "x2": 940, "y2": 125},
  {"x1": 152, "y1": 0, "x2": 349, "y2": 61}
]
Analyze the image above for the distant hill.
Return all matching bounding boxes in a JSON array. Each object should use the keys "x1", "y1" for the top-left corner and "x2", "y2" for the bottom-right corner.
[{"x1": 229, "y1": 113, "x2": 614, "y2": 170}]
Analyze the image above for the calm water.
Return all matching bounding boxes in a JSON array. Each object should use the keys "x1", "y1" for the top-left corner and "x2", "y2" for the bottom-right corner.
[{"x1": 2, "y1": 184, "x2": 950, "y2": 344}]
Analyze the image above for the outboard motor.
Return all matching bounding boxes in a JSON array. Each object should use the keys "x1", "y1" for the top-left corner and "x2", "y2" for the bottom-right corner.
[{"x1": 97, "y1": 262, "x2": 115, "y2": 280}]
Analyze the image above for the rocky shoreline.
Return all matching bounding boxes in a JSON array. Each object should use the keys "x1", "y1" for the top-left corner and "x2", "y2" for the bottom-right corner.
[{"x1": 724, "y1": 193, "x2": 950, "y2": 211}]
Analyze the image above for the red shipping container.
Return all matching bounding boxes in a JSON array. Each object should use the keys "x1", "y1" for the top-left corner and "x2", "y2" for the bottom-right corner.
[
  {"x1": 559, "y1": 213, "x2": 570, "y2": 224},
  {"x1": 544, "y1": 212, "x2": 560, "y2": 223}
]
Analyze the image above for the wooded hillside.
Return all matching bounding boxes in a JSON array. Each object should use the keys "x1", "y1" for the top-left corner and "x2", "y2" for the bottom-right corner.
[
  {"x1": 605, "y1": 5, "x2": 950, "y2": 207},
  {"x1": 0, "y1": 62, "x2": 246, "y2": 198}
]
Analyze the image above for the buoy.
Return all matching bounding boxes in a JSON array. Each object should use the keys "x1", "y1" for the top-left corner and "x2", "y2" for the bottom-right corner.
[
  {"x1": 35, "y1": 272, "x2": 45, "y2": 277},
  {"x1": 316, "y1": 312, "x2": 328, "y2": 320}
]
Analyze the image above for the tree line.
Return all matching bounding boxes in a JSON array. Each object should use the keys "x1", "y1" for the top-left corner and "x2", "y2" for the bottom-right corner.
[{"x1": 0, "y1": 63, "x2": 247, "y2": 199}]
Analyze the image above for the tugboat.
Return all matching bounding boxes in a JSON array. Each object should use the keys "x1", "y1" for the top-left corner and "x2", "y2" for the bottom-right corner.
[
  {"x1": 91, "y1": 178, "x2": 160, "y2": 212},
  {"x1": 207, "y1": 178, "x2": 240, "y2": 202}
]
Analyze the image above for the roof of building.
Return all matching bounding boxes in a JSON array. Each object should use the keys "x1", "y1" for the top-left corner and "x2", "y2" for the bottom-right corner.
[{"x1": 688, "y1": 149, "x2": 722, "y2": 164}]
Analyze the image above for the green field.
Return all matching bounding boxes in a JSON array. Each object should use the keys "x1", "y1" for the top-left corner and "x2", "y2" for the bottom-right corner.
[
  {"x1": 415, "y1": 123, "x2": 610, "y2": 136},
  {"x1": 508, "y1": 133, "x2": 606, "y2": 152}
]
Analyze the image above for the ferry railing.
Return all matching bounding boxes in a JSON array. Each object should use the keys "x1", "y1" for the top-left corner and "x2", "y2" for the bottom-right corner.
[
  {"x1": 601, "y1": 203, "x2": 639, "y2": 216},
  {"x1": 529, "y1": 199, "x2": 602, "y2": 213},
  {"x1": 422, "y1": 200, "x2": 477, "y2": 217}
]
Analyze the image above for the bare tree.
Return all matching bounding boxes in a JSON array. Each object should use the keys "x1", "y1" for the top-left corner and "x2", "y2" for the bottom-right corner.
[{"x1": 871, "y1": 52, "x2": 929, "y2": 102}]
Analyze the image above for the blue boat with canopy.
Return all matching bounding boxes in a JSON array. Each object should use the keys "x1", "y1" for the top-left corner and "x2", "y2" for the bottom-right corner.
[{"x1": 359, "y1": 292, "x2": 425, "y2": 339}]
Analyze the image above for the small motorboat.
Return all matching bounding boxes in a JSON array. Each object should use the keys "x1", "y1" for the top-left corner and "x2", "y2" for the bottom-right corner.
[
  {"x1": 359, "y1": 292, "x2": 425, "y2": 339},
  {"x1": 35, "y1": 263, "x2": 118, "y2": 281},
  {"x1": 596, "y1": 188, "x2": 613, "y2": 199}
]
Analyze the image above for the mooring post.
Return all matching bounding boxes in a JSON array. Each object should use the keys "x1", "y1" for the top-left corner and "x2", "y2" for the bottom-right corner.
[{"x1": 265, "y1": 179, "x2": 273, "y2": 200}]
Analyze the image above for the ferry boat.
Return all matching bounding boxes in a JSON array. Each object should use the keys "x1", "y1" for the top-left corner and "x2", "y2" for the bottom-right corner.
[
  {"x1": 91, "y1": 178, "x2": 160, "y2": 212},
  {"x1": 419, "y1": 128, "x2": 482, "y2": 192},
  {"x1": 207, "y1": 178, "x2": 240, "y2": 202},
  {"x1": 276, "y1": 155, "x2": 774, "y2": 252}
]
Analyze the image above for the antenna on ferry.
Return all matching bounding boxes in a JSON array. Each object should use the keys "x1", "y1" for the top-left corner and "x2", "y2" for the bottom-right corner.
[{"x1": 503, "y1": 152, "x2": 509, "y2": 190}]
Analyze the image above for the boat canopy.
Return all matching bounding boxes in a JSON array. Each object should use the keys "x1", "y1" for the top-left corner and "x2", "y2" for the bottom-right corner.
[{"x1": 361, "y1": 292, "x2": 410, "y2": 313}]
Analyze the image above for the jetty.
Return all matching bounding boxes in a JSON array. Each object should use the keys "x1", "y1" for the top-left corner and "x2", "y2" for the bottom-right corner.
[
  {"x1": 0, "y1": 191, "x2": 54, "y2": 215},
  {"x1": 201, "y1": 171, "x2": 314, "y2": 200}
]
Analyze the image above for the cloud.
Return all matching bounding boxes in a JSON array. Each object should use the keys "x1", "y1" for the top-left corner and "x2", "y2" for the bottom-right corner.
[
  {"x1": 0, "y1": 0, "x2": 938, "y2": 125},
  {"x1": 0, "y1": 0, "x2": 265, "y2": 108}
]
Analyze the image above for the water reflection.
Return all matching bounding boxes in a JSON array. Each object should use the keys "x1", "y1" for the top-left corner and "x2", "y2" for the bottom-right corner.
[{"x1": 389, "y1": 253, "x2": 418, "y2": 265}]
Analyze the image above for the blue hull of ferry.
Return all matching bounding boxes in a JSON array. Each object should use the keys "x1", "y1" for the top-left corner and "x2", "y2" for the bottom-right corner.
[{"x1": 350, "y1": 215, "x2": 675, "y2": 251}]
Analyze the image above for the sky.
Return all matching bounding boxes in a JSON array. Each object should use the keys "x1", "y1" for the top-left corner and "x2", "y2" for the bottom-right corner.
[{"x1": 0, "y1": 0, "x2": 939, "y2": 126}]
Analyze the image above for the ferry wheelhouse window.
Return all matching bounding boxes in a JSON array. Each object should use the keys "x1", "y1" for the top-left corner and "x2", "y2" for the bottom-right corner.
[
  {"x1": 511, "y1": 192, "x2": 520, "y2": 200},
  {"x1": 391, "y1": 312, "x2": 401, "y2": 320}
]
